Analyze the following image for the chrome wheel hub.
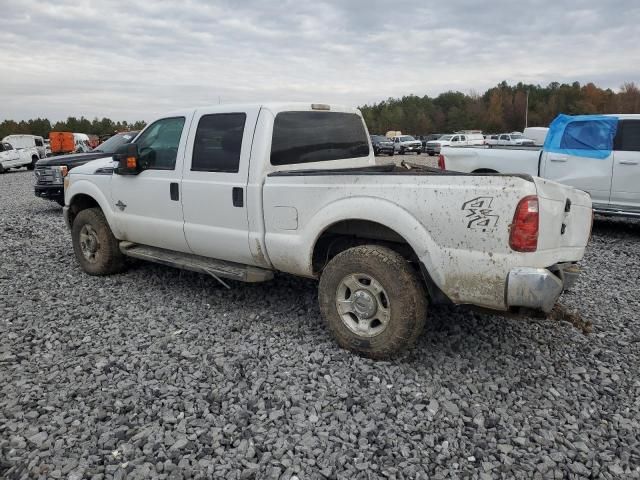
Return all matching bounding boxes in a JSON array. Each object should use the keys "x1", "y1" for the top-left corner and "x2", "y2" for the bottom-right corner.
[{"x1": 336, "y1": 273, "x2": 390, "y2": 338}]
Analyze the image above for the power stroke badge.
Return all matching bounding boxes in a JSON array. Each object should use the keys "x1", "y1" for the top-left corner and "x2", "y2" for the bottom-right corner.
[{"x1": 462, "y1": 197, "x2": 499, "y2": 231}]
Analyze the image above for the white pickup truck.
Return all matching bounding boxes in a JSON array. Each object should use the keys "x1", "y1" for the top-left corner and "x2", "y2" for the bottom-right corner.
[
  {"x1": 440, "y1": 114, "x2": 640, "y2": 219},
  {"x1": 63, "y1": 103, "x2": 592, "y2": 358},
  {"x1": 0, "y1": 140, "x2": 40, "y2": 173}
]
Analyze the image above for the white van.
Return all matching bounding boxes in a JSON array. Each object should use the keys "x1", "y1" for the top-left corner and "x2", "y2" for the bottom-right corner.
[{"x1": 2, "y1": 134, "x2": 46, "y2": 159}]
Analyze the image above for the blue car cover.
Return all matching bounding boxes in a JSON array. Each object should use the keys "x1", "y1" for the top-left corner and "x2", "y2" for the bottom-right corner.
[{"x1": 543, "y1": 114, "x2": 618, "y2": 160}]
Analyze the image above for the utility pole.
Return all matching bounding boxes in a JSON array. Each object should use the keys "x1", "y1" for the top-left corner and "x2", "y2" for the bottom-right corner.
[{"x1": 525, "y1": 90, "x2": 529, "y2": 129}]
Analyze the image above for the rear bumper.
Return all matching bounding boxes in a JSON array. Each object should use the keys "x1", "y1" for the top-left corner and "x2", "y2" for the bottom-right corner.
[
  {"x1": 506, "y1": 264, "x2": 579, "y2": 313},
  {"x1": 35, "y1": 185, "x2": 64, "y2": 202}
]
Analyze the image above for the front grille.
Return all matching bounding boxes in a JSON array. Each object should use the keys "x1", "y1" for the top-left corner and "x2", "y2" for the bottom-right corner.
[{"x1": 35, "y1": 166, "x2": 55, "y2": 185}]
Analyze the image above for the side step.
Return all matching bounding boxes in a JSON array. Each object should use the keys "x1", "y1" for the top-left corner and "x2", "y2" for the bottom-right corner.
[
  {"x1": 119, "y1": 242, "x2": 274, "y2": 283},
  {"x1": 593, "y1": 207, "x2": 640, "y2": 219}
]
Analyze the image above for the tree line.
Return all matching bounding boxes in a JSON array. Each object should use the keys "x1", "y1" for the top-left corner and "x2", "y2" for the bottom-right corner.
[
  {"x1": 2, "y1": 81, "x2": 639, "y2": 140},
  {"x1": 0, "y1": 117, "x2": 147, "y2": 140},
  {"x1": 360, "y1": 81, "x2": 640, "y2": 135}
]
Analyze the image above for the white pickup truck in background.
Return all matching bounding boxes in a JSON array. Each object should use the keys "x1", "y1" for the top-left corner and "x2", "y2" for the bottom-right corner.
[
  {"x1": 63, "y1": 103, "x2": 592, "y2": 358},
  {"x1": 0, "y1": 140, "x2": 41, "y2": 173},
  {"x1": 440, "y1": 114, "x2": 640, "y2": 219}
]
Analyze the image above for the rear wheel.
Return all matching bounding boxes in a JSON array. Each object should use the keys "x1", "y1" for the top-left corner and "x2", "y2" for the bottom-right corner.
[
  {"x1": 318, "y1": 245, "x2": 427, "y2": 359},
  {"x1": 71, "y1": 208, "x2": 125, "y2": 275}
]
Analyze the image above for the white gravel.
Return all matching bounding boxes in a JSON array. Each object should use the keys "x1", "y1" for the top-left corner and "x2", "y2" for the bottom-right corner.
[{"x1": 1, "y1": 167, "x2": 639, "y2": 479}]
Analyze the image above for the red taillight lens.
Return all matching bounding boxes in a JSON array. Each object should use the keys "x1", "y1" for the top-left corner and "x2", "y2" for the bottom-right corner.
[
  {"x1": 437, "y1": 154, "x2": 445, "y2": 169},
  {"x1": 510, "y1": 195, "x2": 539, "y2": 252}
]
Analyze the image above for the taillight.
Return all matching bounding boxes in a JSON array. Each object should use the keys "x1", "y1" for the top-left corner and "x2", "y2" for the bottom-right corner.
[
  {"x1": 437, "y1": 154, "x2": 445, "y2": 169},
  {"x1": 510, "y1": 196, "x2": 539, "y2": 252}
]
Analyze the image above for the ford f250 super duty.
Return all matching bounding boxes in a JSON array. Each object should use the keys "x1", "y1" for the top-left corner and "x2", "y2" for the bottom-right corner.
[
  {"x1": 63, "y1": 103, "x2": 592, "y2": 358},
  {"x1": 440, "y1": 114, "x2": 640, "y2": 219}
]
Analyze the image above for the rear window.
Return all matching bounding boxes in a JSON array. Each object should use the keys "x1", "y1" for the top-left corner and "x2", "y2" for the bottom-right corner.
[{"x1": 270, "y1": 111, "x2": 369, "y2": 166}]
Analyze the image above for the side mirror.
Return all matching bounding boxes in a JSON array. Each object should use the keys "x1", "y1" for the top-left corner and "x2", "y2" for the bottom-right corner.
[{"x1": 113, "y1": 143, "x2": 141, "y2": 175}]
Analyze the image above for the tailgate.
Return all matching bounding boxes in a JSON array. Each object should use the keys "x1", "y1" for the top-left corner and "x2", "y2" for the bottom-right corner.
[{"x1": 534, "y1": 177, "x2": 592, "y2": 252}]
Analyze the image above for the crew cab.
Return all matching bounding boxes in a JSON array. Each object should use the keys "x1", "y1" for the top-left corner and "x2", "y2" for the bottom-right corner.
[
  {"x1": 440, "y1": 114, "x2": 640, "y2": 219},
  {"x1": 64, "y1": 103, "x2": 592, "y2": 358},
  {"x1": 0, "y1": 141, "x2": 40, "y2": 173},
  {"x1": 35, "y1": 131, "x2": 138, "y2": 205},
  {"x1": 392, "y1": 135, "x2": 422, "y2": 154}
]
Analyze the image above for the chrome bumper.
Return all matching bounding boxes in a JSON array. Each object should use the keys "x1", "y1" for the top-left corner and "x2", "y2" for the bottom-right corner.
[{"x1": 506, "y1": 264, "x2": 579, "y2": 313}]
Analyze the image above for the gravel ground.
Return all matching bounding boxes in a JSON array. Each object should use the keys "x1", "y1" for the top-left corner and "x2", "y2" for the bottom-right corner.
[{"x1": 1, "y1": 166, "x2": 639, "y2": 480}]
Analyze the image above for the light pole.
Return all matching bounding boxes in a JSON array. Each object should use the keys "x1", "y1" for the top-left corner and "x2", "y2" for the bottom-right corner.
[{"x1": 525, "y1": 90, "x2": 529, "y2": 129}]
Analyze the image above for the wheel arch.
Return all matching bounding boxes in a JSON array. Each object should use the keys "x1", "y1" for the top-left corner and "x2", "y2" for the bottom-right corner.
[
  {"x1": 66, "y1": 180, "x2": 119, "y2": 235},
  {"x1": 304, "y1": 198, "x2": 449, "y2": 303}
]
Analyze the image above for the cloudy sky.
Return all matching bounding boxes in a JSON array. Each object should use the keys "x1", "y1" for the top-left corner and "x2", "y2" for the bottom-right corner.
[{"x1": 1, "y1": 0, "x2": 638, "y2": 121}]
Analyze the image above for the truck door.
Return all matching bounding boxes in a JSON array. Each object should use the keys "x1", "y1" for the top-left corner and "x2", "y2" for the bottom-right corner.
[
  {"x1": 180, "y1": 107, "x2": 260, "y2": 265},
  {"x1": 110, "y1": 115, "x2": 193, "y2": 253},
  {"x1": 611, "y1": 119, "x2": 640, "y2": 210},
  {"x1": 1, "y1": 142, "x2": 20, "y2": 167},
  {"x1": 540, "y1": 120, "x2": 614, "y2": 207}
]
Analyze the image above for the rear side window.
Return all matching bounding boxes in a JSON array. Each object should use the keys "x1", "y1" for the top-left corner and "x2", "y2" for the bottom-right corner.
[
  {"x1": 35, "y1": 138, "x2": 43, "y2": 146},
  {"x1": 561, "y1": 120, "x2": 613, "y2": 150},
  {"x1": 617, "y1": 120, "x2": 640, "y2": 152},
  {"x1": 271, "y1": 111, "x2": 369, "y2": 166},
  {"x1": 192, "y1": 113, "x2": 246, "y2": 172}
]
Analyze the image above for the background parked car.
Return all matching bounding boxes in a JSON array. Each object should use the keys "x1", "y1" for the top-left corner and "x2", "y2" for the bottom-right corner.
[
  {"x1": 2, "y1": 134, "x2": 47, "y2": 159},
  {"x1": 523, "y1": 127, "x2": 549, "y2": 146},
  {"x1": 392, "y1": 135, "x2": 422, "y2": 154},
  {"x1": 425, "y1": 132, "x2": 483, "y2": 155},
  {"x1": 421, "y1": 133, "x2": 444, "y2": 149},
  {"x1": 370, "y1": 135, "x2": 394, "y2": 156},
  {"x1": 35, "y1": 131, "x2": 139, "y2": 205},
  {"x1": 497, "y1": 132, "x2": 535, "y2": 146}
]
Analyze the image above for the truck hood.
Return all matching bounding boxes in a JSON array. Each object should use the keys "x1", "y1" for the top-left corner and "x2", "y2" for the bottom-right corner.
[
  {"x1": 68, "y1": 156, "x2": 117, "y2": 175},
  {"x1": 36, "y1": 151, "x2": 113, "y2": 168}
]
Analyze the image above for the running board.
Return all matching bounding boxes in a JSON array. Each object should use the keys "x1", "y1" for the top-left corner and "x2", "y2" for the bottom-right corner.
[{"x1": 119, "y1": 242, "x2": 273, "y2": 283}]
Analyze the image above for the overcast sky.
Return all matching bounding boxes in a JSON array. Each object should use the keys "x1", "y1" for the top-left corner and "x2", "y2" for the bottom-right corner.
[{"x1": 1, "y1": 0, "x2": 638, "y2": 122}]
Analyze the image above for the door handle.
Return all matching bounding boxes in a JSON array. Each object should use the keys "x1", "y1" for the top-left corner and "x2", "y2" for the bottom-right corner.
[
  {"x1": 619, "y1": 160, "x2": 639, "y2": 165},
  {"x1": 232, "y1": 187, "x2": 243, "y2": 207},
  {"x1": 170, "y1": 182, "x2": 179, "y2": 201},
  {"x1": 549, "y1": 155, "x2": 567, "y2": 162}
]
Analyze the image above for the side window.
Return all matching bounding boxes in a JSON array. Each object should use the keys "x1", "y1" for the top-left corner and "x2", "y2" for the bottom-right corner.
[
  {"x1": 561, "y1": 120, "x2": 613, "y2": 150},
  {"x1": 270, "y1": 111, "x2": 370, "y2": 165},
  {"x1": 618, "y1": 120, "x2": 640, "y2": 152},
  {"x1": 451, "y1": 136, "x2": 459, "y2": 142},
  {"x1": 499, "y1": 135, "x2": 508, "y2": 141},
  {"x1": 35, "y1": 138, "x2": 43, "y2": 147},
  {"x1": 135, "y1": 117, "x2": 185, "y2": 170},
  {"x1": 191, "y1": 113, "x2": 246, "y2": 172},
  {"x1": 460, "y1": 135, "x2": 466, "y2": 141},
  {"x1": 3, "y1": 143, "x2": 13, "y2": 150}
]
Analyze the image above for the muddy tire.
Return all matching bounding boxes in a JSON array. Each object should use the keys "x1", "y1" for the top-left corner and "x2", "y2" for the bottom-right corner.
[
  {"x1": 318, "y1": 245, "x2": 427, "y2": 359},
  {"x1": 71, "y1": 208, "x2": 125, "y2": 275}
]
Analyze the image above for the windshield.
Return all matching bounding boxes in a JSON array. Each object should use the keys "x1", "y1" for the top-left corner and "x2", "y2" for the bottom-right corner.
[
  {"x1": 371, "y1": 135, "x2": 388, "y2": 142},
  {"x1": 438, "y1": 135, "x2": 453, "y2": 141},
  {"x1": 399, "y1": 136, "x2": 415, "y2": 141},
  {"x1": 93, "y1": 132, "x2": 138, "y2": 153}
]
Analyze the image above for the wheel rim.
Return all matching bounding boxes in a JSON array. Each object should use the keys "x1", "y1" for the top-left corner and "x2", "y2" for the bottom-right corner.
[
  {"x1": 79, "y1": 224, "x2": 100, "y2": 263},
  {"x1": 336, "y1": 273, "x2": 391, "y2": 338}
]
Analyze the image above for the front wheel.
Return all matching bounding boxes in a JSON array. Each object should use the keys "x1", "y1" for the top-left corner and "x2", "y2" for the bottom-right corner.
[
  {"x1": 399, "y1": 147, "x2": 405, "y2": 155},
  {"x1": 318, "y1": 245, "x2": 427, "y2": 359},
  {"x1": 71, "y1": 208, "x2": 125, "y2": 275},
  {"x1": 27, "y1": 156, "x2": 38, "y2": 170}
]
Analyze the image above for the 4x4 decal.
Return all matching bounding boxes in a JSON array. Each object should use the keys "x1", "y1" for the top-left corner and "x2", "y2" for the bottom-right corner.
[{"x1": 462, "y1": 197, "x2": 499, "y2": 231}]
